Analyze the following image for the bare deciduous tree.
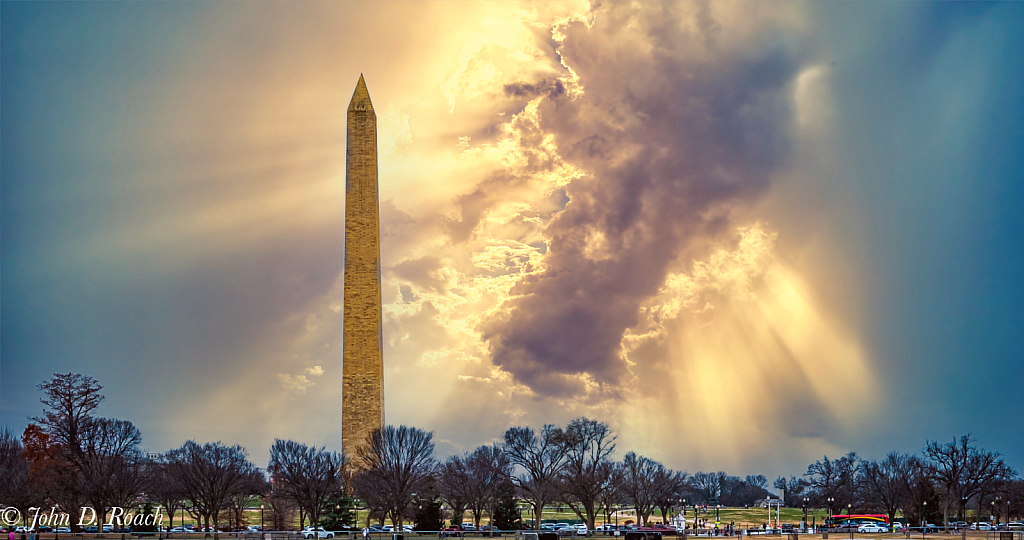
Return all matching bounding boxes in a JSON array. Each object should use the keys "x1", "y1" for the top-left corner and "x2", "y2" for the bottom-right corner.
[
  {"x1": 621, "y1": 452, "x2": 664, "y2": 526},
  {"x1": 354, "y1": 425, "x2": 436, "y2": 529},
  {"x1": 270, "y1": 439, "x2": 346, "y2": 531},
  {"x1": 924, "y1": 434, "x2": 1015, "y2": 527},
  {"x1": 33, "y1": 373, "x2": 104, "y2": 460},
  {"x1": 264, "y1": 491, "x2": 298, "y2": 531},
  {"x1": 79, "y1": 418, "x2": 149, "y2": 526},
  {"x1": 559, "y1": 418, "x2": 617, "y2": 529},
  {"x1": 502, "y1": 424, "x2": 568, "y2": 530},
  {"x1": 860, "y1": 452, "x2": 921, "y2": 525},
  {"x1": 30, "y1": 374, "x2": 149, "y2": 530},
  {"x1": 149, "y1": 461, "x2": 186, "y2": 531},
  {"x1": 464, "y1": 445, "x2": 513, "y2": 535},
  {"x1": 164, "y1": 440, "x2": 261, "y2": 538},
  {"x1": 652, "y1": 469, "x2": 687, "y2": 526},
  {"x1": 224, "y1": 471, "x2": 269, "y2": 530},
  {"x1": 804, "y1": 452, "x2": 860, "y2": 510},
  {"x1": 0, "y1": 428, "x2": 46, "y2": 522},
  {"x1": 690, "y1": 471, "x2": 728, "y2": 505},
  {"x1": 596, "y1": 462, "x2": 625, "y2": 527},
  {"x1": 437, "y1": 455, "x2": 472, "y2": 527}
]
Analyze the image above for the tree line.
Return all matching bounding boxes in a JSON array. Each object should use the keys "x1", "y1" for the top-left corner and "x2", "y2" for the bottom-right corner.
[{"x1": 1, "y1": 373, "x2": 1020, "y2": 535}]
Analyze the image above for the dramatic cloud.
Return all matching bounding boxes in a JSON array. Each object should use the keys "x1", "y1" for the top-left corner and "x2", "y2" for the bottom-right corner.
[
  {"x1": 369, "y1": 3, "x2": 880, "y2": 469},
  {"x1": 4, "y1": 1, "x2": 1022, "y2": 476},
  {"x1": 474, "y1": 3, "x2": 799, "y2": 399}
]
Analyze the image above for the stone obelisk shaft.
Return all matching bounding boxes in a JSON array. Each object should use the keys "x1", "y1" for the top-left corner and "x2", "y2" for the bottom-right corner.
[{"x1": 342, "y1": 74, "x2": 384, "y2": 459}]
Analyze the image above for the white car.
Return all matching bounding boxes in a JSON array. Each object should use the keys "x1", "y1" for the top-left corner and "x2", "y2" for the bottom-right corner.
[
  {"x1": 575, "y1": 524, "x2": 589, "y2": 535},
  {"x1": 858, "y1": 524, "x2": 887, "y2": 533},
  {"x1": 303, "y1": 527, "x2": 335, "y2": 539},
  {"x1": 974, "y1": 523, "x2": 993, "y2": 531}
]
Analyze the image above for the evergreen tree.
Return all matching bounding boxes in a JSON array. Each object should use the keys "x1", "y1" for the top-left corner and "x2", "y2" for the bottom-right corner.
[
  {"x1": 490, "y1": 495, "x2": 522, "y2": 531},
  {"x1": 413, "y1": 499, "x2": 444, "y2": 532},
  {"x1": 321, "y1": 491, "x2": 358, "y2": 530}
]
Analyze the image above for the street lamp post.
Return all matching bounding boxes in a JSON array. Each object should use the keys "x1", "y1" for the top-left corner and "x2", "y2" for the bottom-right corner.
[
  {"x1": 260, "y1": 505, "x2": 264, "y2": 533},
  {"x1": 923, "y1": 501, "x2": 928, "y2": 533},
  {"x1": 827, "y1": 498, "x2": 835, "y2": 521},
  {"x1": 677, "y1": 499, "x2": 685, "y2": 531},
  {"x1": 803, "y1": 498, "x2": 809, "y2": 532},
  {"x1": 847, "y1": 505, "x2": 853, "y2": 540}
]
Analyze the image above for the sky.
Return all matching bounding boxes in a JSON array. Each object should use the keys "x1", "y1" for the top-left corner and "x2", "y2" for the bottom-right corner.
[{"x1": 2, "y1": 1, "x2": 1023, "y2": 482}]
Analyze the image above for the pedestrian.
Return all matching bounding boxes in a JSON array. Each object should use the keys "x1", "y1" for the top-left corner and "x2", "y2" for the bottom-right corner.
[
  {"x1": 362, "y1": 527, "x2": 369, "y2": 540},
  {"x1": 9, "y1": 529, "x2": 14, "y2": 540}
]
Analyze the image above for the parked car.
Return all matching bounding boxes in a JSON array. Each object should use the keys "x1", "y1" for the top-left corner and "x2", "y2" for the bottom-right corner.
[
  {"x1": 302, "y1": 527, "x2": 335, "y2": 539},
  {"x1": 575, "y1": 524, "x2": 590, "y2": 536},
  {"x1": 972, "y1": 523, "x2": 992, "y2": 531},
  {"x1": 57, "y1": 528, "x2": 71, "y2": 534},
  {"x1": 462, "y1": 523, "x2": 477, "y2": 532},
  {"x1": 1006, "y1": 523, "x2": 1024, "y2": 531},
  {"x1": 859, "y1": 524, "x2": 887, "y2": 533}
]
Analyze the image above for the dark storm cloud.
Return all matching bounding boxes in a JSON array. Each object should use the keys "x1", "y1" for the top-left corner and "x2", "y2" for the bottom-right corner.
[
  {"x1": 474, "y1": 4, "x2": 800, "y2": 397},
  {"x1": 502, "y1": 79, "x2": 567, "y2": 100}
]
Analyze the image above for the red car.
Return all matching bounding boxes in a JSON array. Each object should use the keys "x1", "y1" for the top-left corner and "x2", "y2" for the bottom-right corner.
[{"x1": 634, "y1": 525, "x2": 680, "y2": 536}]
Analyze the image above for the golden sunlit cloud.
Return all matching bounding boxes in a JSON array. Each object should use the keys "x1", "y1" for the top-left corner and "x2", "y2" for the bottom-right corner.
[{"x1": 620, "y1": 225, "x2": 877, "y2": 469}]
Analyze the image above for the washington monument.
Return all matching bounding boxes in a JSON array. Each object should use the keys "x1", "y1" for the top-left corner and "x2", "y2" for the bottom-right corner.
[{"x1": 342, "y1": 74, "x2": 384, "y2": 458}]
